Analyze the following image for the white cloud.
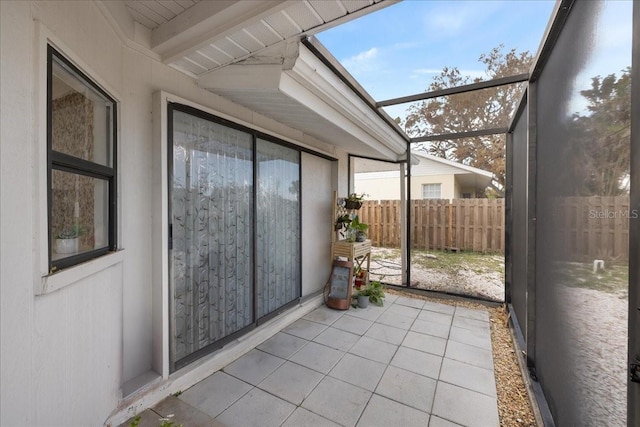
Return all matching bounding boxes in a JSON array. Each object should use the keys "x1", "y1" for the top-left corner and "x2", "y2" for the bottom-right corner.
[
  {"x1": 342, "y1": 47, "x2": 380, "y2": 76},
  {"x1": 428, "y1": 11, "x2": 466, "y2": 33}
]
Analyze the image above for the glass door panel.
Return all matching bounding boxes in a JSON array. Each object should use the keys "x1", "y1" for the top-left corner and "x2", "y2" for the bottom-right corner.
[
  {"x1": 256, "y1": 139, "x2": 301, "y2": 318},
  {"x1": 170, "y1": 109, "x2": 254, "y2": 369}
]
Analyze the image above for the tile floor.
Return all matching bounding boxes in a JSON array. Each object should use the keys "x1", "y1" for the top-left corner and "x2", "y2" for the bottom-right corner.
[{"x1": 124, "y1": 293, "x2": 499, "y2": 427}]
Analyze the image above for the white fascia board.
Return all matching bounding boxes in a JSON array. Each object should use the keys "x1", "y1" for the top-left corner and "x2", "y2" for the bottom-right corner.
[
  {"x1": 285, "y1": 46, "x2": 407, "y2": 156},
  {"x1": 279, "y1": 73, "x2": 398, "y2": 160}
]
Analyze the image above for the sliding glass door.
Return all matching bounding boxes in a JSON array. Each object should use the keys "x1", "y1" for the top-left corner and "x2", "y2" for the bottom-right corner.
[{"x1": 169, "y1": 105, "x2": 301, "y2": 370}]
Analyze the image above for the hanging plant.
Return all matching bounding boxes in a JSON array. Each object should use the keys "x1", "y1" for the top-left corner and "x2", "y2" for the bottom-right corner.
[{"x1": 344, "y1": 193, "x2": 367, "y2": 210}]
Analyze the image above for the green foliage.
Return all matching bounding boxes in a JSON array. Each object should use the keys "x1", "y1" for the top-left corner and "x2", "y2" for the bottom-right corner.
[
  {"x1": 357, "y1": 281, "x2": 385, "y2": 306},
  {"x1": 347, "y1": 193, "x2": 367, "y2": 202},
  {"x1": 56, "y1": 223, "x2": 86, "y2": 239},
  {"x1": 404, "y1": 44, "x2": 534, "y2": 194},
  {"x1": 567, "y1": 68, "x2": 630, "y2": 196},
  {"x1": 129, "y1": 415, "x2": 141, "y2": 427},
  {"x1": 349, "y1": 215, "x2": 368, "y2": 233}
]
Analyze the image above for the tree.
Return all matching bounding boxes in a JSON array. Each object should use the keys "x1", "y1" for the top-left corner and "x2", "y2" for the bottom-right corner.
[
  {"x1": 567, "y1": 68, "x2": 630, "y2": 196},
  {"x1": 403, "y1": 45, "x2": 533, "y2": 195}
]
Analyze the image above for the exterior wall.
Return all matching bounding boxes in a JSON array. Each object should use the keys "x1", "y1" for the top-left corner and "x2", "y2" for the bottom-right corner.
[
  {"x1": 355, "y1": 172, "x2": 456, "y2": 200},
  {"x1": 0, "y1": 2, "x2": 347, "y2": 425},
  {"x1": 301, "y1": 153, "x2": 335, "y2": 296},
  {"x1": 411, "y1": 175, "x2": 456, "y2": 200}
]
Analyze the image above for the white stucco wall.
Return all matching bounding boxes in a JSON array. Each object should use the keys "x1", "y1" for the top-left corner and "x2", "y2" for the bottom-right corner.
[
  {"x1": 355, "y1": 173, "x2": 457, "y2": 200},
  {"x1": 0, "y1": 2, "x2": 349, "y2": 425}
]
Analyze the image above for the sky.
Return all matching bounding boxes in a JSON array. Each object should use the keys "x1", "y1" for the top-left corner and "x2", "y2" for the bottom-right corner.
[
  {"x1": 316, "y1": 0, "x2": 557, "y2": 120},
  {"x1": 317, "y1": 1, "x2": 633, "y2": 122}
]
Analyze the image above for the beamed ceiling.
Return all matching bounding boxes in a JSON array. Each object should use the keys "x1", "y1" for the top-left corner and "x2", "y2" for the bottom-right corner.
[{"x1": 101, "y1": 0, "x2": 407, "y2": 160}]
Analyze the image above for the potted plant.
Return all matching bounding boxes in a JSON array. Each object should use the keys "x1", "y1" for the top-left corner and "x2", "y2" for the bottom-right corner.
[
  {"x1": 334, "y1": 213, "x2": 351, "y2": 239},
  {"x1": 356, "y1": 281, "x2": 385, "y2": 308},
  {"x1": 54, "y1": 224, "x2": 85, "y2": 254},
  {"x1": 348, "y1": 215, "x2": 368, "y2": 243},
  {"x1": 354, "y1": 267, "x2": 367, "y2": 289},
  {"x1": 344, "y1": 193, "x2": 367, "y2": 210}
]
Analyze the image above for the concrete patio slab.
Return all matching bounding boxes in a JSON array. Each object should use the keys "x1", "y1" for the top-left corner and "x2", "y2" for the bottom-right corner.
[
  {"x1": 429, "y1": 415, "x2": 464, "y2": 426},
  {"x1": 455, "y1": 306, "x2": 490, "y2": 322},
  {"x1": 222, "y1": 349, "x2": 285, "y2": 386},
  {"x1": 328, "y1": 352, "x2": 387, "y2": 391},
  {"x1": 375, "y1": 365, "x2": 437, "y2": 413},
  {"x1": 439, "y1": 358, "x2": 497, "y2": 397},
  {"x1": 152, "y1": 396, "x2": 222, "y2": 427},
  {"x1": 376, "y1": 310, "x2": 415, "y2": 329},
  {"x1": 289, "y1": 341, "x2": 344, "y2": 374},
  {"x1": 391, "y1": 346, "x2": 443, "y2": 380},
  {"x1": 394, "y1": 295, "x2": 426, "y2": 309},
  {"x1": 281, "y1": 318, "x2": 327, "y2": 340},
  {"x1": 178, "y1": 371, "x2": 251, "y2": 418},
  {"x1": 402, "y1": 330, "x2": 447, "y2": 356},
  {"x1": 313, "y1": 326, "x2": 360, "y2": 351},
  {"x1": 444, "y1": 340, "x2": 494, "y2": 371},
  {"x1": 133, "y1": 293, "x2": 502, "y2": 427},
  {"x1": 418, "y1": 309, "x2": 454, "y2": 326},
  {"x1": 348, "y1": 335, "x2": 398, "y2": 364},
  {"x1": 303, "y1": 306, "x2": 344, "y2": 325},
  {"x1": 357, "y1": 393, "x2": 431, "y2": 427},
  {"x1": 387, "y1": 301, "x2": 422, "y2": 318},
  {"x1": 364, "y1": 322, "x2": 407, "y2": 345},
  {"x1": 452, "y1": 315, "x2": 491, "y2": 333},
  {"x1": 301, "y1": 376, "x2": 371, "y2": 427},
  {"x1": 256, "y1": 331, "x2": 308, "y2": 359},
  {"x1": 422, "y1": 300, "x2": 456, "y2": 315},
  {"x1": 257, "y1": 361, "x2": 323, "y2": 405},
  {"x1": 331, "y1": 313, "x2": 374, "y2": 335},
  {"x1": 410, "y1": 318, "x2": 451, "y2": 338},
  {"x1": 449, "y1": 326, "x2": 492, "y2": 351},
  {"x1": 432, "y1": 382, "x2": 499, "y2": 427},
  {"x1": 216, "y1": 388, "x2": 295, "y2": 427},
  {"x1": 281, "y1": 407, "x2": 341, "y2": 427}
]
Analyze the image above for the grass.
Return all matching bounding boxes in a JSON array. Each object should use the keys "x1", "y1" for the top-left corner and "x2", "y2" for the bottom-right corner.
[
  {"x1": 371, "y1": 247, "x2": 505, "y2": 276},
  {"x1": 556, "y1": 261, "x2": 628, "y2": 296}
]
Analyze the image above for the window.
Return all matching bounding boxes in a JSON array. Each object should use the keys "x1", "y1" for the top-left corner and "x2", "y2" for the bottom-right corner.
[
  {"x1": 48, "y1": 46, "x2": 117, "y2": 271},
  {"x1": 422, "y1": 183, "x2": 441, "y2": 199},
  {"x1": 462, "y1": 192, "x2": 472, "y2": 199}
]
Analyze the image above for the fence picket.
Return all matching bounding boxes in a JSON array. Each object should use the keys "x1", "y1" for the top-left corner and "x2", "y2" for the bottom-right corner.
[{"x1": 358, "y1": 196, "x2": 629, "y2": 260}]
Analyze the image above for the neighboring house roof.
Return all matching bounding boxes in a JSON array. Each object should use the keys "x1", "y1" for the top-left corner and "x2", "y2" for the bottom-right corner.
[{"x1": 355, "y1": 151, "x2": 493, "y2": 192}]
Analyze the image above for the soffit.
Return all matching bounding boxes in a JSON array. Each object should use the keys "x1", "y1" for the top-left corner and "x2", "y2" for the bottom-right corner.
[
  {"x1": 198, "y1": 43, "x2": 407, "y2": 160},
  {"x1": 123, "y1": 0, "x2": 202, "y2": 30},
  {"x1": 111, "y1": 0, "x2": 406, "y2": 160},
  {"x1": 122, "y1": 0, "x2": 391, "y2": 75}
]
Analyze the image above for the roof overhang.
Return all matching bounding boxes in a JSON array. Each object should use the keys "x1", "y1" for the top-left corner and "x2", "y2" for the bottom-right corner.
[{"x1": 197, "y1": 41, "x2": 408, "y2": 160}]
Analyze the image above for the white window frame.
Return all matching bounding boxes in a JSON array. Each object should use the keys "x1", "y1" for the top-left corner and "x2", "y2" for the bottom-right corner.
[{"x1": 422, "y1": 183, "x2": 442, "y2": 199}]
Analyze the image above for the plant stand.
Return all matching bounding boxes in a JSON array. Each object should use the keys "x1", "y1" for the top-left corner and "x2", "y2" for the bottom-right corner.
[{"x1": 331, "y1": 239, "x2": 371, "y2": 282}]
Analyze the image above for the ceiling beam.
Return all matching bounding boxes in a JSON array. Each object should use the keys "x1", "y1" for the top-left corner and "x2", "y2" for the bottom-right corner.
[{"x1": 152, "y1": 0, "x2": 290, "y2": 63}]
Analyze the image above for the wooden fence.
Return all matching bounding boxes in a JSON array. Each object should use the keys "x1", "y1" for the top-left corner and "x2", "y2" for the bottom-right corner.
[
  {"x1": 359, "y1": 196, "x2": 631, "y2": 260},
  {"x1": 556, "y1": 196, "x2": 630, "y2": 262},
  {"x1": 359, "y1": 199, "x2": 505, "y2": 253}
]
